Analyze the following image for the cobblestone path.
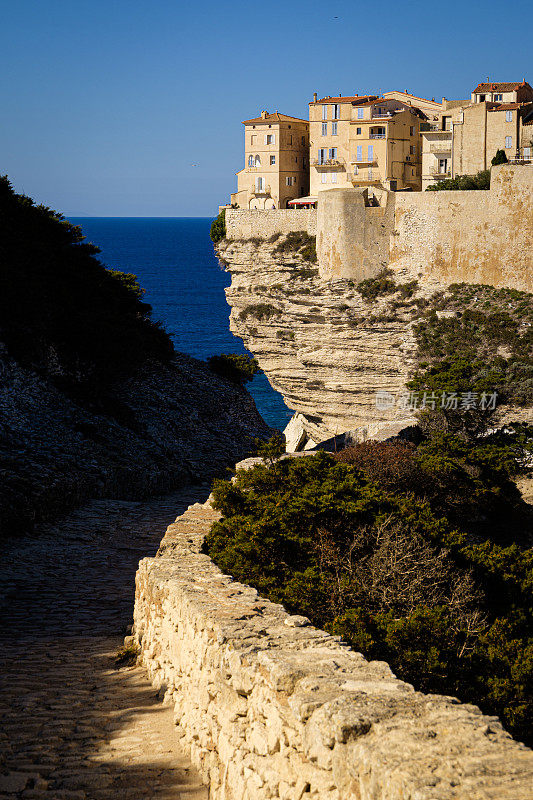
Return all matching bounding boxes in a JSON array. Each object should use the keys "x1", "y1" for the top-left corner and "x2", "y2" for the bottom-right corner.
[{"x1": 0, "y1": 488, "x2": 211, "y2": 800}]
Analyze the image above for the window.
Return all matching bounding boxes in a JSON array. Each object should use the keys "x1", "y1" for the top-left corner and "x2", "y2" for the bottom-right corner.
[
  {"x1": 524, "y1": 147, "x2": 531, "y2": 158},
  {"x1": 438, "y1": 158, "x2": 448, "y2": 174},
  {"x1": 254, "y1": 155, "x2": 261, "y2": 167},
  {"x1": 332, "y1": 121, "x2": 338, "y2": 135},
  {"x1": 357, "y1": 108, "x2": 364, "y2": 119},
  {"x1": 248, "y1": 155, "x2": 254, "y2": 167},
  {"x1": 322, "y1": 122, "x2": 327, "y2": 136},
  {"x1": 368, "y1": 144, "x2": 373, "y2": 161},
  {"x1": 494, "y1": 93, "x2": 502, "y2": 101},
  {"x1": 321, "y1": 173, "x2": 328, "y2": 183},
  {"x1": 412, "y1": 169, "x2": 415, "y2": 176},
  {"x1": 251, "y1": 135, "x2": 256, "y2": 144},
  {"x1": 270, "y1": 155, "x2": 276, "y2": 165},
  {"x1": 410, "y1": 145, "x2": 416, "y2": 154},
  {"x1": 478, "y1": 94, "x2": 485, "y2": 102},
  {"x1": 289, "y1": 135, "x2": 293, "y2": 144},
  {"x1": 353, "y1": 165, "x2": 359, "y2": 175},
  {"x1": 331, "y1": 172, "x2": 337, "y2": 183},
  {"x1": 356, "y1": 145, "x2": 362, "y2": 161},
  {"x1": 356, "y1": 127, "x2": 362, "y2": 135},
  {"x1": 301, "y1": 136, "x2": 305, "y2": 145},
  {"x1": 286, "y1": 177, "x2": 296, "y2": 186},
  {"x1": 505, "y1": 136, "x2": 512, "y2": 149},
  {"x1": 295, "y1": 156, "x2": 298, "y2": 162},
  {"x1": 505, "y1": 110, "x2": 513, "y2": 122},
  {"x1": 410, "y1": 126, "x2": 415, "y2": 135},
  {"x1": 333, "y1": 103, "x2": 340, "y2": 119},
  {"x1": 266, "y1": 134, "x2": 275, "y2": 145},
  {"x1": 329, "y1": 147, "x2": 337, "y2": 160},
  {"x1": 322, "y1": 105, "x2": 327, "y2": 120},
  {"x1": 256, "y1": 177, "x2": 264, "y2": 190},
  {"x1": 318, "y1": 148, "x2": 326, "y2": 164}
]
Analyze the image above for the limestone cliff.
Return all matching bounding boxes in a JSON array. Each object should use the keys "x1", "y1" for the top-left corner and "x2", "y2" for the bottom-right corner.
[{"x1": 218, "y1": 235, "x2": 431, "y2": 447}]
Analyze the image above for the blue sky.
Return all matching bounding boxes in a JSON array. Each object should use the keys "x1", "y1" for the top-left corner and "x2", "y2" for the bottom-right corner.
[{"x1": 1, "y1": 0, "x2": 530, "y2": 216}]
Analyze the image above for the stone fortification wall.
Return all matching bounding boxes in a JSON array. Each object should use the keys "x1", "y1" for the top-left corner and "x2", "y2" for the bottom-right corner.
[
  {"x1": 313, "y1": 165, "x2": 532, "y2": 289},
  {"x1": 391, "y1": 164, "x2": 533, "y2": 291},
  {"x1": 317, "y1": 189, "x2": 395, "y2": 281},
  {"x1": 133, "y1": 500, "x2": 533, "y2": 800},
  {"x1": 225, "y1": 209, "x2": 317, "y2": 240}
]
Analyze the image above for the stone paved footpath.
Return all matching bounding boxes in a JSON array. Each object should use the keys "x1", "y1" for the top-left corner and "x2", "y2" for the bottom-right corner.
[{"x1": 0, "y1": 488, "x2": 211, "y2": 800}]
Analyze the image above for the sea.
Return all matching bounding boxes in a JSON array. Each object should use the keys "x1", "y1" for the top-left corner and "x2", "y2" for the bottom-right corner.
[{"x1": 70, "y1": 217, "x2": 292, "y2": 431}]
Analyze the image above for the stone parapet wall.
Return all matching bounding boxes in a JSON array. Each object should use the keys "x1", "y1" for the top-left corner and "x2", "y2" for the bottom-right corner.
[
  {"x1": 391, "y1": 164, "x2": 533, "y2": 292},
  {"x1": 225, "y1": 209, "x2": 317, "y2": 240},
  {"x1": 133, "y1": 501, "x2": 533, "y2": 800}
]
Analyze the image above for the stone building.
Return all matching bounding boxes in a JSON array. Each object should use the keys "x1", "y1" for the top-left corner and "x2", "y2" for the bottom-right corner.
[
  {"x1": 348, "y1": 97, "x2": 425, "y2": 191},
  {"x1": 230, "y1": 112, "x2": 309, "y2": 209},
  {"x1": 308, "y1": 94, "x2": 377, "y2": 197},
  {"x1": 309, "y1": 94, "x2": 426, "y2": 194},
  {"x1": 421, "y1": 80, "x2": 533, "y2": 187}
]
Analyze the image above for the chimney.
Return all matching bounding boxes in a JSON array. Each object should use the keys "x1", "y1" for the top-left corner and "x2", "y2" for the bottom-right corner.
[
  {"x1": 432, "y1": 97, "x2": 435, "y2": 101},
  {"x1": 261, "y1": 110, "x2": 267, "y2": 119},
  {"x1": 487, "y1": 76, "x2": 490, "y2": 82},
  {"x1": 442, "y1": 97, "x2": 446, "y2": 103},
  {"x1": 313, "y1": 92, "x2": 317, "y2": 103}
]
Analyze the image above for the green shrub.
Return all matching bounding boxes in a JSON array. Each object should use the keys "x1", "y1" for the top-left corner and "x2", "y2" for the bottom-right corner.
[
  {"x1": 357, "y1": 269, "x2": 396, "y2": 301},
  {"x1": 238, "y1": 303, "x2": 278, "y2": 321},
  {"x1": 210, "y1": 209, "x2": 226, "y2": 243},
  {"x1": 207, "y1": 354, "x2": 259, "y2": 385},
  {"x1": 273, "y1": 231, "x2": 317, "y2": 262},
  {"x1": 492, "y1": 149, "x2": 508, "y2": 166},
  {"x1": 426, "y1": 170, "x2": 490, "y2": 191},
  {"x1": 205, "y1": 442, "x2": 533, "y2": 744},
  {"x1": 255, "y1": 432, "x2": 285, "y2": 464}
]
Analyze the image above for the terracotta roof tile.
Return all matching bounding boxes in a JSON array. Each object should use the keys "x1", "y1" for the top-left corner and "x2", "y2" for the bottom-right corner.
[
  {"x1": 311, "y1": 95, "x2": 378, "y2": 105},
  {"x1": 489, "y1": 103, "x2": 522, "y2": 110},
  {"x1": 474, "y1": 81, "x2": 528, "y2": 93},
  {"x1": 383, "y1": 90, "x2": 442, "y2": 106},
  {"x1": 242, "y1": 112, "x2": 308, "y2": 125}
]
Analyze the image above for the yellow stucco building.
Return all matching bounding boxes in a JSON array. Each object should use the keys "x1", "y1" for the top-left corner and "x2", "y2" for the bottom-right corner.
[
  {"x1": 308, "y1": 94, "x2": 427, "y2": 194},
  {"x1": 231, "y1": 112, "x2": 309, "y2": 209},
  {"x1": 421, "y1": 80, "x2": 533, "y2": 188}
]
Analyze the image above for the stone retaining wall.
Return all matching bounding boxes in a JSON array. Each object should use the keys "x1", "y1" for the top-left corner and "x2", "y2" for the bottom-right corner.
[
  {"x1": 225, "y1": 209, "x2": 317, "y2": 240},
  {"x1": 133, "y1": 500, "x2": 533, "y2": 800}
]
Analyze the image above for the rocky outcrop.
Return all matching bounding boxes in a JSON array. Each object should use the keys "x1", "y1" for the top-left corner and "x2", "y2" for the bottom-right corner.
[
  {"x1": 133, "y1": 499, "x2": 533, "y2": 800},
  {"x1": 218, "y1": 236, "x2": 427, "y2": 447},
  {"x1": 0, "y1": 348, "x2": 271, "y2": 536}
]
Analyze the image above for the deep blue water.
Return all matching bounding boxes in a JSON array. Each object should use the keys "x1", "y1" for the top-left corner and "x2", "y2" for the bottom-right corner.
[{"x1": 70, "y1": 217, "x2": 292, "y2": 430}]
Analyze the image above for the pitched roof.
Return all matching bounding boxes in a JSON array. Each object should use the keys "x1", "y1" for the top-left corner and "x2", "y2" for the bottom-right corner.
[
  {"x1": 242, "y1": 112, "x2": 308, "y2": 125},
  {"x1": 383, "y1": 90, "x2": 442, "y2": 106},
  {"x1": 311, "y1": 95, "x2": 378, "y2": 105},
  {"x1": 473, "y1": 81, "x2": 529, "y2": 93},
  {"x1": 488, "y1": 103, "x2": 522, "y2": 111}
]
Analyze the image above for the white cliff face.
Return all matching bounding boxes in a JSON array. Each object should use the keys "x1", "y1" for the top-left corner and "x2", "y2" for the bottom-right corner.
[{"x1": 218, "y1": 236, "x2": 433, "y2": 446}]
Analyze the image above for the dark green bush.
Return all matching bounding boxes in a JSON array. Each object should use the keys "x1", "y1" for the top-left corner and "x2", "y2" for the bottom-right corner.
[
  {"x1": 207, "y1": 354, "x2": 259, "y2": 385},
  {"x1": 238, "y1": 303, "x2": 278, "y2": 321},
  {"x1": 273, "y1": 231, "x2": 317, "y2": 263},
  {"x1": 492, "y1": 149, "x2": 508, "y2": 166},
  {"x1": 205, "y1": 441, "x2": 533, "y2": 744},
  {"x1": 426, "y1": 170, "x2": 490, "y2": 191},
  {"x1": 0, "y1": 175, "x2": 173, "y2": 398},
  {"x1": 210, "y1": 209, "x2": 226, "y2": 243},
  {"x1": 357, "y1": 269, "x2": 396, "y2": 301}
]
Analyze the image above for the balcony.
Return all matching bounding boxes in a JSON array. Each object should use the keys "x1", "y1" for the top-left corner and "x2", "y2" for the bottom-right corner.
[
  {"x1": 429, "y1": 142, "x2": 452, "y2": 154},
  {"x1": 351, "y1": 156, "x2": 378, "y2": 166},
  {"x1": 246, "y1": 166, "x2": 261, "y2": 172},
  {"x1": 369, "y1": 133, "x2": 386, "y2": 139},
  {"x1": 371, "y1": 112, "x2": 393, "y2": 119},
  {"x1": 250, "y1": 184, "x2": 271, "y2": 196},
  {"x1": 509, "y1": 154, "x2": 532, "y2": 164},
  {"x1": 429, "y1": 168, "x2": 451, "y2": 178},
  {"x1": 311, "y1": 157, "x2": 346, "y2": 170},
  {"x1": 350, "y1": 171, "x2": 382, "y2": 185}
]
